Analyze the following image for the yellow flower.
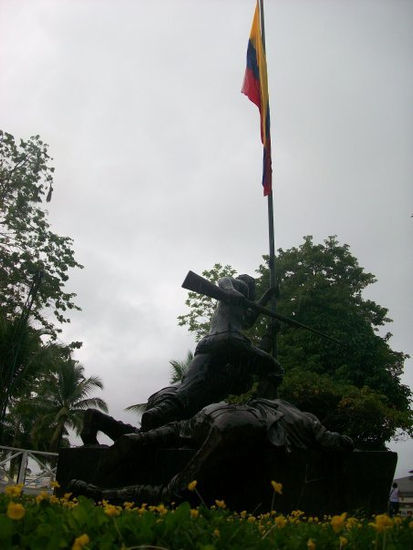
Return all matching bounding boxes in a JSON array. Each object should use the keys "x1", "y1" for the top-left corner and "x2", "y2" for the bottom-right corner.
[
  {"x1": 339, "y1": 536, "x2": 348, "y2": 547},
  {"x1": 5, "y1": 484, "x2": 23, "y2": 498},
  {"x1": 213, "y1": 529, "x2": 220, "y2": 537},
  {"x1": 409, "y1": 520, "x2": 413, "y2": 529},
  {"x1": 331, "y1": 512, "x2": 347, "y2": 533},
  {"x1": 72, "y1": 534, "x2": 90, "y2": 550},
  {"x1": 36, "y1": 491, "x2": 50, "y2": 504},
  {"x1": 270, "y1": 480, "x2": 283, "y2": 494},
  {"x1": 345, "y1": 517, "x2": 359, "y2": 530},
  {"x1": 63, "y1": 492, "x2": 72, "y2": 500},
  {"x1": 50, "y1": 480, "x2": 60, "y2": 489},
  {"x1": 62, "y1": 500, "x2": 77, "y2": 509},
  {"x1": 275, "y1": 515, "x2": 287, "y2": 528},
  {"x1": 187, "y1": 480, "x2": 198, "y2": 491},
  {"x1": 215, "y1": 499, "x2": 226, "y2": 509},
  {"x1": 307, "y1": 538, "x2": 316, "y2": 550},
  {"x1": 370, "y1": 514, "x2": 393, "y2": 533},
  {"x1": 123, "y1": 501, "x2": 134, "y2": 510},
  {"x1": 190, "y1": 508, "x2": 199, "y2": 519},
  {"x1": 240, "y1": 510, "x2": 248, "y2": 519},
  {"x1": 156, "y1": 503, "x2": 167, "y2": 515},
  {"x1": 247, "y1": 515, "x2": 256, "y2": 523},
  {"x1": 7, "y1": 501, "x2": 25, "y2": 520},
  {"x1": 104, "y1": 504, "x2": 121, "y2": 517}
]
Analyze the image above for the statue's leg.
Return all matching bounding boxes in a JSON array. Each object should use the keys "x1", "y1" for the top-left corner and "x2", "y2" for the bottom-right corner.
[
  {"x1": 141, "y1": 398, "x2": 184, "y2": 431},
  {"x1": 248, "y1": 346, "x2": 284, "y2": 398},
  {"x1": 68, "y1": 479, "x2": 164, "y2": 505},
  {"x1": 81, "y1": 409, "x2": 138, "y2": 445},
  {"x1": 163, "y1": 407, "x2": 266, "y2": 501},
  {"x1": 141, "y1": 354, "x2": 218, "y2": 431},
  {"x1": 69, "y1": 423, "x2": 185, "y2": 504},
  {"x1": 70, "y1": 408, "x2": 266, "y2": 505},
  {"x1": 96, "y1": 422, "x2": 183, "y2": 477}
]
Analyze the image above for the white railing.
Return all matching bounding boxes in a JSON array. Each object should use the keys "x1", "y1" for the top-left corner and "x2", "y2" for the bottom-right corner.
[{"x1": 0, "y1": 445, "x2": 58, "y2": 492}]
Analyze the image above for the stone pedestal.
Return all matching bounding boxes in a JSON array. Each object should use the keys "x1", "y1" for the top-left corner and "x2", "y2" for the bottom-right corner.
[{"x1": 56, "y1": 445, "x2": 396, "y2": 515}]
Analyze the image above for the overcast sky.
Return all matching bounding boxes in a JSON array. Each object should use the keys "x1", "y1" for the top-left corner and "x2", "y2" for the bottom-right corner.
[{"x1": 1, "y1": 0, "x2": 412, "y2": 476}]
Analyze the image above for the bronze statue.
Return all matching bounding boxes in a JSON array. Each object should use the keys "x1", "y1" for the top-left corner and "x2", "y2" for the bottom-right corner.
[
  {"x1": 140, "y1": 274, "x2": 283, "y2": 430},
  {"x1": 71, "y1": 398, "x2": 353, "y2": 504},
  {"x1": 57, "y1": 271, "x2": 395, "y2": 515},
  {"x1": 81, "y1": 274, "x2": 283, "y2": 444}
]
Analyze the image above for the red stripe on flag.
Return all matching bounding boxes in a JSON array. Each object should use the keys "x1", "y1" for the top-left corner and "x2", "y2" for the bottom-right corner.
[{"x1": 242, "y1": 67, "x2": 261, "y2": 110}]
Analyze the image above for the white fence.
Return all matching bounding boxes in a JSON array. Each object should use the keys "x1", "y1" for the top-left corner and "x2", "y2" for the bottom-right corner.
[{"x1": 0, "y1": 445, "x2": 58, "y2": 493}]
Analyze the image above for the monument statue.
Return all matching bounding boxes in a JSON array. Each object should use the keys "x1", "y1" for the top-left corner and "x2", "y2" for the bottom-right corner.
[
  {"x1": 82, "y1": 273, "x2": 284, "y2": 444},
  {"x1": 70, "y1": 398, "x2": 353, "y2": 504},
  {"x1": 56, "y1": 271, "x2": 397, "y2": 514}
]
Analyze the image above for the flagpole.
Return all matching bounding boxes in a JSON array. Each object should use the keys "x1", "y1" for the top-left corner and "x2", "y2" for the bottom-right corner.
[{"x1": 259, "y1": 0, "x2": 278, "y2": 359}]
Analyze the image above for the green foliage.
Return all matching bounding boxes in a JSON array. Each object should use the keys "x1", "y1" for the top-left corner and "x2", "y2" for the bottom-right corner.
[
  {"x1": 0, "y1": 491, "x2": 412, "y2": 549},
  {"x1": 169, "y1": 350, "x2": 193, "y2": 383},
  {"x1": 27, "y1": 359, "x2": 108, "y2": 451},
  {"x1": 279, "y1": 368, "x2": 411, "y2": 449},
  {"x1": 1, "y1": 344, "x2": 107, "y2": 451},
  {"x1": 0, "y1": 130, "x2": 87, "y2": 447},
  {"x1": 177, "y1": 236, "x2": 412, "y2": 448},
  {"x1": 0, "y1": 316, "x2": 43, "y2": 416},
  {"x1": 0, "y1": 130, "x2": 83, "y2": 339},
  {"x1": 126, "y1": 351, "x2": 194, "y2": 416},
  {"x1": 178, "y1": 264, "x2": 237, "y2": 341}
]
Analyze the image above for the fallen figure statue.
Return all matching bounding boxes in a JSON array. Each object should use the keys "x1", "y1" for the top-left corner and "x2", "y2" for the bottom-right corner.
[{"x1": 69, "y1": 398, "x2": 353, "y2": 505}]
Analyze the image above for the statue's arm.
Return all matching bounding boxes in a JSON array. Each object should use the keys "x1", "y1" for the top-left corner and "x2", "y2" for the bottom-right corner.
[
  {"x1": 217, "y1": 277, "x2": 245, "y2": 303},
  {"x1": 256, "y1": 286, "x2": 277, "y2": 307},
  {"x1": 311, "y1": 418, "x2": 354, "y2": 451},
  {"x1": 243, "y1": 286, "x2": 277, "y2": 328}
]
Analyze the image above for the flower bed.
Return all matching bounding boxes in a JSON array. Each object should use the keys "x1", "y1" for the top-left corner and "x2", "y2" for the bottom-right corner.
[{"x1": 1, "y1": 483, "x2": 412, "y2": 549}]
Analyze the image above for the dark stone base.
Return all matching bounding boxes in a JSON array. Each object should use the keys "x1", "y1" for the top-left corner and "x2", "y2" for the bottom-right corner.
[{"x1": 56, "y1": 445, "x2": 396, "y2": 515}]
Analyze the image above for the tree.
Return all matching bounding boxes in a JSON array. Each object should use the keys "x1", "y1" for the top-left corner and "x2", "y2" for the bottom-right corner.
[
  {"x1": 178, "y1": 236, "x2": 412, "y2": 449},
  {"x1": 169, "y1": 350, "x2": 193, "y2": 383},
  {"x1": 0, "y1": 130, "x2": 83, "y2": 339},
  {"x1": 28, "y1": 359, "x2": 108, "y2": 451},
  {"x1": 126, "y1": 351, "x2": 194, "y2": 417},
  {"x1": 0, "y1": 315, "x2": 43, "y2": 426},
  {"x1": 0, "y1": 130, "x2": 84, "y2": 440},
  {"x1": 178, "y1": 264, "x2": 236, "y2": 341}
]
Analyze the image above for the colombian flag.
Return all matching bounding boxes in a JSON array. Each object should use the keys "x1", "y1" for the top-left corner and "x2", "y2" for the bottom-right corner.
[{"x1": 242, "y1": 1, "x2": 272, "y2": 196}]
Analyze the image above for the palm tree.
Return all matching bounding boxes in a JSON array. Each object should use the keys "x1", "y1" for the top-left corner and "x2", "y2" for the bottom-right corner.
[
  {"x1": 31, "y1": 360, "x2": 108, "y2": 451},
  {"x1": 126, "y1": 351, "x2": 193, "y2": 417},
  {"x1": 0, "y1": 314, "x2": 65, "y2": 445},
  {"x1": 169, "y1": 350, "x2": 193, "y2": 383}
]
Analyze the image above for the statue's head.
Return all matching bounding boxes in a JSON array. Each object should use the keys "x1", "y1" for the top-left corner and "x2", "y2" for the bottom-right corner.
[{"x1": 236, "y1": 274, "x2": 256, "y2": 300}]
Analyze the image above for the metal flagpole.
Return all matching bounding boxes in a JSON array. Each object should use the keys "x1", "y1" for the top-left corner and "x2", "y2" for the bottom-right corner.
[{"x1": 258, "y1": 0, "x2": 278, "y2": 359}]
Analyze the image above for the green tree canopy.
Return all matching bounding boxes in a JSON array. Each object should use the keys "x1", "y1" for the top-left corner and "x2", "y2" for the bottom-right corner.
[
  {"x1": 0, "y1": 130, "x2": 84, "y2": 442},
  {"x1": 178, "y1": 236, "x2": 412, "y2": 449},
  {"x1": 8, "y1": 356, "x2": 108, "y2": 452},
  {"x1": 0, "y1": 130, "x2": 83, "y2": 339}
]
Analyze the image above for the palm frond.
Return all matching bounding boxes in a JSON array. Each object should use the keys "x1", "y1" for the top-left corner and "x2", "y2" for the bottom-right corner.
[
  {"x1": 125, "y1": 402, "x2": 147, "y2": 415},
  {"x1": 74, "y1": 397, "x2": 108, "y2": 412},
  {"x1": 169, "y1": 350, "x2": 193, "y2": 383}
]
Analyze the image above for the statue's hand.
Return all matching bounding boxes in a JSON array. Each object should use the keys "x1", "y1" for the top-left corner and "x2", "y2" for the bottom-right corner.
[
  {"x1": 225, "y1": 289, "x2": 246, "y2": 306},
  {"x1": 68, "y1": 479, "x2": 102, "y2": 500}
]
